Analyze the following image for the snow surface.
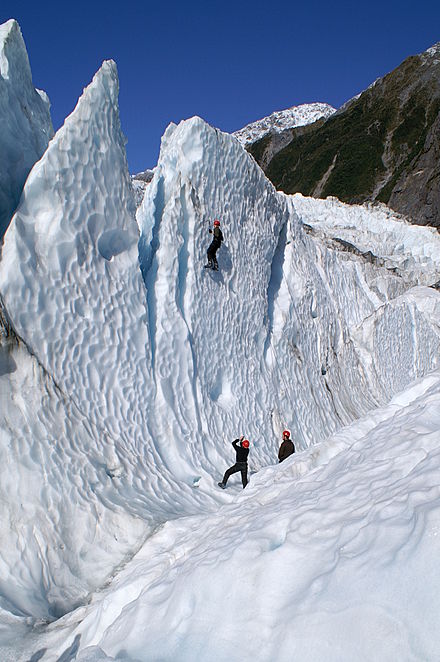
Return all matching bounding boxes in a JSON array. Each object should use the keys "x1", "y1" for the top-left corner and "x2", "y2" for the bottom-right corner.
[
  {"x1": 233, "y1": 102, "x2": 336, "y2": 146},
  {"x1": 1, "y1": 20, "x2": 440, "y2": 661},
  {"x1": 422, "y1": 41, "x2": 440, "y2": 64},
  {"x1": 3, "y1": 368, "x2": 440, "y2": 661},
  {"x1": 0, "y1": 19, "x2": 53, "y2": 238}
]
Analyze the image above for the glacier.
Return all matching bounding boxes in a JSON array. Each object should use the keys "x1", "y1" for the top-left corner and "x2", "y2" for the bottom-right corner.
[
  {"x1": 0, "y1": 19, "x2": 53, "y2": 239},
  {"x1": 1, "y1": 18, "x2": 440, "y2": 662}
]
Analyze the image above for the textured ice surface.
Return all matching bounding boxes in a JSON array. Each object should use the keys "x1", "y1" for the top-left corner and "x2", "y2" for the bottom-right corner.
[
  {"x1": 138, "y1": 116, "x2": 440, "y2": 456},
  {"x1": 233, "y1": 102, "x2": 336, "y2": 146},
  {"x1": 1, "y1": 104, "x2": 440, "y2": 640},
  {"x1": 0, "y1": 63, "x2": 217, "y2": 620},
  {"x1": 0, "y1": 19, "x2": 53, "y2": 238},
  {"x1": 8, "y1": 369, "x2": 440, "y2": 662},
  {"x1": 0, "y1": 60, "x2": 150, "y2": 451},
  {"x1": 0, "y1": 316, "x2": 147, "y2": 620}
]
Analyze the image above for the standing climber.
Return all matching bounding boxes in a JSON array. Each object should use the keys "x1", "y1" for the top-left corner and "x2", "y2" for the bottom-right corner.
[
  {"x1": 278, "y1": 429, "x2": 295, "y2": 463},
  {"x1": 218, "y1": 436, "x2": 250, "y2": 489},
  {"x1": 205, "y1": 219, "x2": 223, "y2": 270}
]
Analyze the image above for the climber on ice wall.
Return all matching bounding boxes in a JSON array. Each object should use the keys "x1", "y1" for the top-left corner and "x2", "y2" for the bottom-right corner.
[{"x1": 204, "y1": 219, "x2": 223, "y2": 270}]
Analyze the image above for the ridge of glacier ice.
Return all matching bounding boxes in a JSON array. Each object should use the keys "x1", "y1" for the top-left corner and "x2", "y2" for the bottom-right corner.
[
  {"x1": 138, "y1": 115, "x2": 440, "y2": 455},
  {"x1": 293, "y1": 193, "x2": 440, "y2": 287},
  {"x1": 0, "y1": 19, "x2": 53, "y2": 238},
  {"x1": 0, "y1": 61, "x2": 216, "y2": 620}
]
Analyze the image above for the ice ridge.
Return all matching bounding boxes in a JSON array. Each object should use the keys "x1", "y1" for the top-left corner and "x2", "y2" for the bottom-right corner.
[
  {"x1": 0, "y1": 19, "x2": 53, "y2": 238},
  {"x1": 138, "y1": 115, "x2": 440, "y2": 460}
]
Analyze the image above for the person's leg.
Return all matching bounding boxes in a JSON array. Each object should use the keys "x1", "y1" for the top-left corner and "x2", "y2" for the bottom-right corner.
[
  {"x1": 208, "y1": 243, "x2": 216, "y2": 261},
  {"x1": 222, "y1": 464, "x2": 240, "y2": 485},
  {"x1": 241, "y1": 465, "x2": 248, "y2": 488}
]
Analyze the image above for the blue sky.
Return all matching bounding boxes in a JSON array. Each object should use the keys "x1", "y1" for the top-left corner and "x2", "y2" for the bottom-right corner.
[{"x1": 2, "y1": 1, "x2": 439, "y2": 173}]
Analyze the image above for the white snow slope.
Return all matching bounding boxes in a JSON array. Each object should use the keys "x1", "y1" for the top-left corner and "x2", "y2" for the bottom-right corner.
[
  {"x1": 5, "y1": 369, "x2": 440, "y2": 662},
  {"x1": 1, "y1": 19, "x2": 440, "y2": 661},
  {"x1": 0, "y1": 19, "x2": 53, "y2": 238},
  {"x1": 233, "y1": 102, "x2": 336, "y2": 146}
]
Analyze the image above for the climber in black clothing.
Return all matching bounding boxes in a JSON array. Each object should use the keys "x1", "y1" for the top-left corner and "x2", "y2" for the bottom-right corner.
[
  {"x1": 218, "y1": 436, "x2": 250, "y2": 489},
  {"x1": 205, "y1": 219, "x2": 223, "y2": 270},
  {"x1": 278, "y1": 429, "x2": 295, "y2": 463}
]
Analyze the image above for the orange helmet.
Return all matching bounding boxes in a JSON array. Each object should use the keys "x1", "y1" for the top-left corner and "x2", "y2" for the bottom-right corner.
[
  {"x1": 282, "y1": 430, "x2": 290, "y2": 439},
  {"x1": 241, "y1": 439, "x2": 250, "y2": 448},
  {"x1": 213, "y1": 219, "x2": 220, "y2": 226}
]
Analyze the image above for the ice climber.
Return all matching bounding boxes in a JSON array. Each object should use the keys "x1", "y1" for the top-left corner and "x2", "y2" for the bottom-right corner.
[
  {"x1": 218, "y1": 436, "x2": 249, "y2": 489},
  {"x1": 278, "y1": 429, "x2": 295, "y2": 462},
  {"x1": 204, "y1": 219, "x2": 223, "y2": 270}
]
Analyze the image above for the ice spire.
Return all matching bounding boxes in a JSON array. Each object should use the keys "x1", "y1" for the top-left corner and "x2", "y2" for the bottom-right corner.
[{"x1": 0, "y1": 19, "x2": 53, "y2": 237}]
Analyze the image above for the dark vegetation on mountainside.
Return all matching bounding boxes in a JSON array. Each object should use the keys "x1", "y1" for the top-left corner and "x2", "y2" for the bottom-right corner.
[{"x1": 248, "y1": 45, "x2": 440, "y2": 229}]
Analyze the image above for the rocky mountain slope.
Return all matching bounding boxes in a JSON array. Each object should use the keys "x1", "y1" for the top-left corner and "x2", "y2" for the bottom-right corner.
[{"x1": 248, "y1": 43, "x2": 440, "y2": 229}]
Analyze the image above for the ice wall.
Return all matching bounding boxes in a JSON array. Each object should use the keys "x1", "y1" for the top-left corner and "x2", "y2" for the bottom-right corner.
[
  {"x1": 0, "y1": 59, "x2": 150, "y2": 455},
  {"x1": 138, "y1": 117, "x2": 440, "y2": 461},
  {"x1": 0, "y1": 62, "x2": 227, "y2": 512},
  {"x1": 0, "y1": 19, "x2": 53, "y2": 238},
  {"x1": 0, "y1": 60, "x2": 159, "y2": 619},
  {"x1": 137, "y1": 118, "x2": 293, "y2": 472},
  {"x1": 0, "y1": 63, "x2": 216, "y2": 618},
  {"x1": 0, "y1": 312, "x2": 147, "y2": 619}
]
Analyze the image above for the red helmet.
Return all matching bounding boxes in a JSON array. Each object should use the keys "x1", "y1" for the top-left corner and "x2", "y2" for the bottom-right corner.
[
  {"x1": 213, "y1": 219, "x2": 220, "y2": 226},
  {"x1": 282, "y1": 430, "x2": 290, "y2": 438},
  {"x1": 241, "y1": 439, "x2": 250, "y2": 448}
]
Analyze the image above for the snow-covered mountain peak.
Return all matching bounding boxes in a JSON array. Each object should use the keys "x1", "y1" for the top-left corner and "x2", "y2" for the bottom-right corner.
[
  {"x1": 422, "y1": 41, "x2": 440, "y2": 64},
  {"x1": 233, "y1": 102, "x2": 336, "y2": 146}
]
